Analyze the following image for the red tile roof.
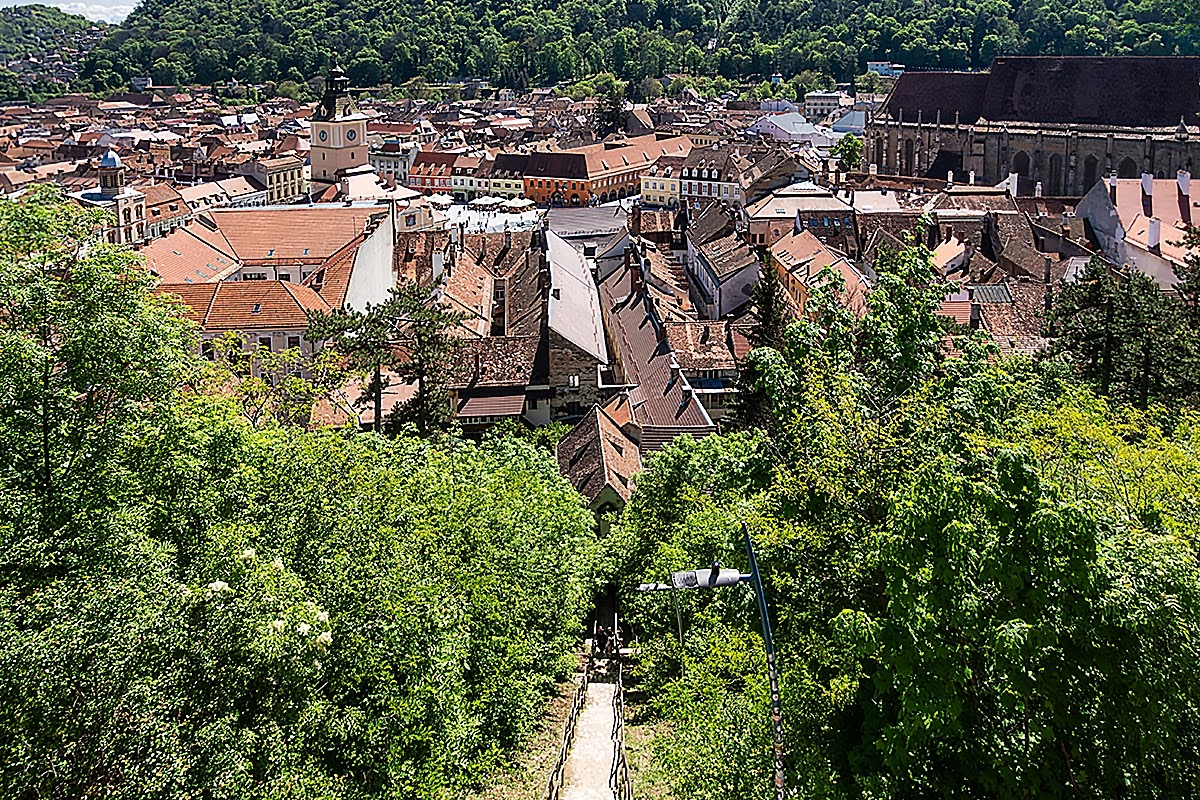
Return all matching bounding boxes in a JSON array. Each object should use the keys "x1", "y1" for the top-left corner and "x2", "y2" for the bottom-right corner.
[
  {"x1": 207, "y1": 206, "x2": 383, "y2": 264},
  {"x1": 156, "y1": 280, "x2": 330, "y2": 331},
  {"x1": 599, "y1": 260, "x2": 715, "y2": 450},
  {"x1": 556, "y1": 404, "x2": 642, "y2": 504},
  {"x1": 141, "y1": 226, "x2": 239, "y2": 284}
]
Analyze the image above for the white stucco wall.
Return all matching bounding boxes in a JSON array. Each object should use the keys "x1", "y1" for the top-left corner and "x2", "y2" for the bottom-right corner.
[{"x1": 343, "y1": 210, "x2": 396, "y2": 311}]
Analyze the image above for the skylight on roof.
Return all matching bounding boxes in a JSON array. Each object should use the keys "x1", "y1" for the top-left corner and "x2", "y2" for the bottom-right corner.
[
  {"x1": 267, "y1": 249, "x2": 275, "y2": 256},
  {"x1": 252, "y1": 303, "x2": 261, "y2": 314}
]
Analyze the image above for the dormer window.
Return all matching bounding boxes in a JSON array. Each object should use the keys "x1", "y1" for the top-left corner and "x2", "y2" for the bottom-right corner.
[{"x1": 252, "y1": 303, "x2": 262, "y2": 314}]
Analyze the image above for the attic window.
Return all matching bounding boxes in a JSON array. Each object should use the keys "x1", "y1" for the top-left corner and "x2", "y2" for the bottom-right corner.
[
  {"x1": 252, "y1": 303, "x2": 262, "y2": 314},
  {"x1": 267, "y1": 248, "x2": 275, "y2": 256},
  {"x1": 303, "y1": 248, "x2": 310, "y2": 255}
]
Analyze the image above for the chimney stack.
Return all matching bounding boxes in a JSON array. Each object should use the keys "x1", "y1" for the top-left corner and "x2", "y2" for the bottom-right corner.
[
  {"x1": 1035, "y1": 181, "x2": 1043, "y2": 198},
  {"x1": 1148, "y1": 217, "x2": 1162, "y2": 249},
  {"x1": 947, "y1": 169, "x2": 954, "y2": 187},
  {"x1": 631, "y1": 256, "x2": 645, "y2": 296},
  {"x1": 1007, "y1": 172, "x2": 1019, "y2": 197},
  {"x1": 1109, "y1": 174, "x2": 1117, "y2": 202},
  {"x1": 1141, "y1": 172, "x2": 1154, "y2": 198},
  {"x1": 1179, "y1": 169, "x2": 1192, "y2": 198},
  {"x1": 968, "y1": 170, "x2": 975, "y2": 186},
  {"x1": 1043, "y1": 255, "x2": 1052, "y2": 285}
]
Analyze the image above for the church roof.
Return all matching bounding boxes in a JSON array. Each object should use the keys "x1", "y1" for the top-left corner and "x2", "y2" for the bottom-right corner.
[
  {"x1": 883, "y1": 57, "x2": 1200, "y2": 129},
  {"x1": 981, "y1": 57, "x2": 1200, "y2": 128},
  {"x1": 882, "y1": 72, "x2": 990, "y2": 125}
]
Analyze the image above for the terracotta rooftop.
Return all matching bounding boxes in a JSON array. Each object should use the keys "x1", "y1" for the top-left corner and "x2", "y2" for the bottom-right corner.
[
  {"x1": 599, "y1": 259, "x2": 715, "y2": 450},
  {"x1": 663, "y1": 321, "x2": 742, "y2": 371},
  {"x1": 556, "y1": 404, "x2": 642, "y2": 505},
  {"x1": 156, "y1": 279, "x2": 329, "y2": 331},
  {"x1": 140, "y1": 226, "x2": 238, "y2": 284},
  {"x1": 207, "y1": 206, "x2": 384, "y2": 264},
  {"x1": 450, "y1": 336, "x2": 542, "y2": 388}
]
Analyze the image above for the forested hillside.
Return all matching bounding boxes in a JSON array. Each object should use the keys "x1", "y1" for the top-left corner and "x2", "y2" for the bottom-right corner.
[
  {"x1": 0, "y1": 188, "x2": 597, "y2": 799},
  {"x1": 609, "y1": 243, "x2": 1200, "y2": 797},
  {"x1": 0, "y1": 4, "x2": 96, "y2": 59},
  {"x1": 82, "y1": 0, "x2": 1200, "y2": 91}
]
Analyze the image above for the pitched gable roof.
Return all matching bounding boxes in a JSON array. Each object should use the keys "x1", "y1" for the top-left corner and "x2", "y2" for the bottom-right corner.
[
  {"x1": 156, "y1": 280, "x2": 330, "y2": 331},
  {"x1": 557, "y1": 404, "x2": 642, "y2": 505}
]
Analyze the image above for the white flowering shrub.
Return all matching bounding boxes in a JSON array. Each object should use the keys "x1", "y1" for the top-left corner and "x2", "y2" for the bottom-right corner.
[{"x1": 0, "y1": 193, "x2": 596, "y2": 799}]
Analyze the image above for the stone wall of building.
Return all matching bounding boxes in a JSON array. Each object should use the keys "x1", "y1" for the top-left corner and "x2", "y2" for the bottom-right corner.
[
  {"x1": 865, "y1": 119, "x2": 1196, "y2": 195},
  {"x1": 547, "y1": 329, "x2": 605, "y2": 421}
]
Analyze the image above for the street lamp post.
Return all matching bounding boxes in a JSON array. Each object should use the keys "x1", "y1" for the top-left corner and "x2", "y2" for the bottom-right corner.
[{"x1": 635, "y1": 523, "x2": 785, "y2": 800}]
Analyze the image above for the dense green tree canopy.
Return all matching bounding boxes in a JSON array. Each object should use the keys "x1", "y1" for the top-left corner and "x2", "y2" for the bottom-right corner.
[
  {"x1": 0, "y1": 189, "x2": 597, "y2": 798},
  {"x1": 79, "y1": 0, "x2": 1200, "y2": 91},
  {"x1": 609, "y1": 241, "x2": 1200, "y2": 797}
]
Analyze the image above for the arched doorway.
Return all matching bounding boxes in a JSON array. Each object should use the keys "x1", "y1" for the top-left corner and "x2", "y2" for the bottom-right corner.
[
  {"x1": 1084, "y1": 155, "x2": 1099, "y2": 191},
  {"x1": 1012, "y1": 151, "x2": 1031, "y2": 178},
  {"x1": 570, "y1": 193, "x2": 580, "y2": 206},
  {"x1": 1047, "y1": 154, "x2": 1063, "y2": 195},
  {"x1": 600, "y1": 192, "x2": 609, "y2": 203},
  {"x1": 1117, "y1": 157, "x2": 1139, "y2": 178},
  {"x1": 617, "y1": 188, "x2": 627, "y2": 200}
]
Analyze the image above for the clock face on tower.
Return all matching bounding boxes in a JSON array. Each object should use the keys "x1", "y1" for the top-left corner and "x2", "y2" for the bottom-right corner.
[
  {"x1": 318, "y1": 130, "x2": 329, "y2": 142},
  {"x1": 346, "y1": 129, "x2": 357, "y2": 141}
]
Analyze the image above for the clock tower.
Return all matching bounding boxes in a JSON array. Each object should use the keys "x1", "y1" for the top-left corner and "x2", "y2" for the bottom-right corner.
[{"x1": 309, "y1": 65, "x2": 370, "y2": 191}]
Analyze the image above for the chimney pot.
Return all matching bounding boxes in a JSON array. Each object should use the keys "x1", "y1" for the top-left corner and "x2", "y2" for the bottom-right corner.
[
  {"x1": 1142, "y1": 172, "x2": 1154, "y2": 197},
  {"x1": 1148, "y1": 217, "x2": 1162, "y2": 249},
  {"x1": 1179, "y1": 170, "x2": 1192, "y2": 197}
]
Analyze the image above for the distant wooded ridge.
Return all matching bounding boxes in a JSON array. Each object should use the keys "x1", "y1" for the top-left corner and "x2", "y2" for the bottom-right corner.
[{"x1": 66, "y1": 0, "x2": 1200, "y2": 94}]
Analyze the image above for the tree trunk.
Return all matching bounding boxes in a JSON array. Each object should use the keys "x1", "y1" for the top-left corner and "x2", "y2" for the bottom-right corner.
[
  {"x1": 1138, "y1": 331, "x2": 1152, "y2": 410},
  {"x1": 374, "y1": 363, "x2": 382, "y2": 433},
  {"x1": 1100, "y1": 297, "x2": 1114, "y2": 397}
]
